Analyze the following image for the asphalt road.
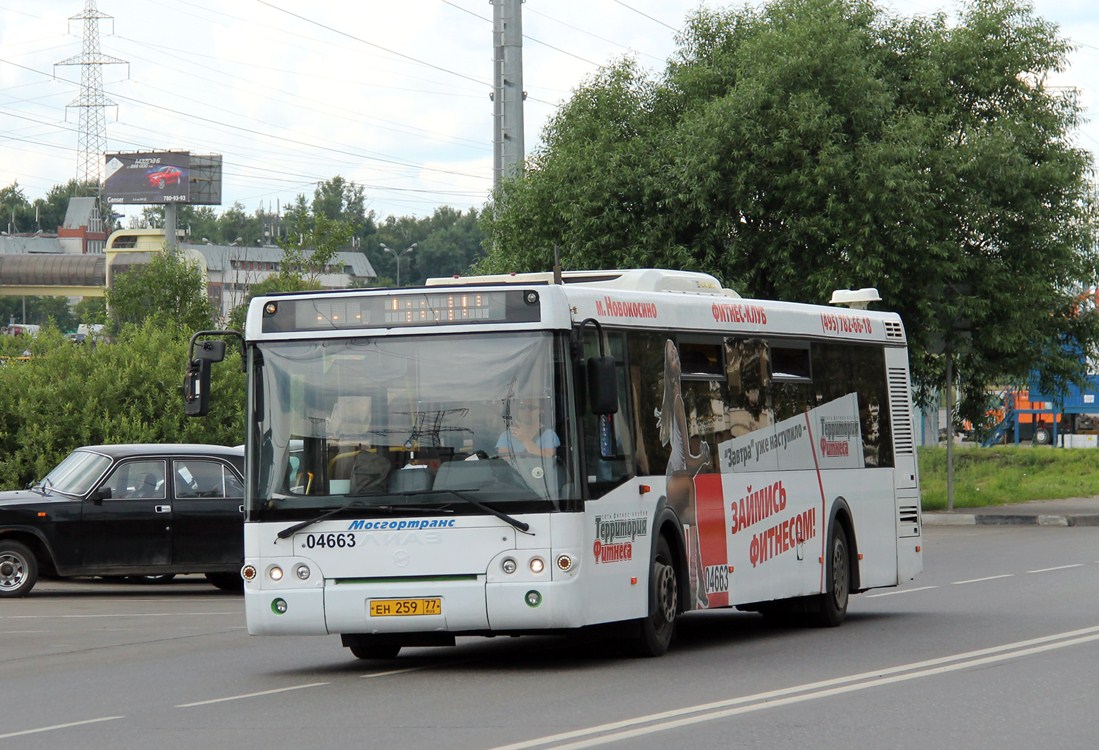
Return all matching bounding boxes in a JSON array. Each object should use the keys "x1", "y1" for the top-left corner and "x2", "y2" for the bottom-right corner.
[{"x1": 3, "y1": 526, "x2": 1098, "y2": 750}]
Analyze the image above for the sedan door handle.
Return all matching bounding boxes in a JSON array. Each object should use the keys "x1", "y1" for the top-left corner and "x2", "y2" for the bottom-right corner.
[{"x1": 155, "y1": 505, "x2": 172, "y2": 513}]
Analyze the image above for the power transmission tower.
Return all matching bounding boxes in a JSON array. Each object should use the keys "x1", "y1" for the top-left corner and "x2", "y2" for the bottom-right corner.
[
  {"x1": 55, "y1": 0, "x2": 128, "y2": 190},
  {"x1": 491, "y1": 0, "x2": 525, "y2": 188}
]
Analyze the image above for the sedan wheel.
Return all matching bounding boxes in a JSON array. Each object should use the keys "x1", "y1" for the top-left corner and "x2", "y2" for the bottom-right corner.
[{"x1": 0, "y1": 540, "x2": 39, "y2": 597}]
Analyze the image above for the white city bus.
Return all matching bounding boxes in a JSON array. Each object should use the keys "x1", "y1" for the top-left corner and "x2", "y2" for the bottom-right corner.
[{"x1": 185, "y1": 268, "x2": 922, "y2": 659}]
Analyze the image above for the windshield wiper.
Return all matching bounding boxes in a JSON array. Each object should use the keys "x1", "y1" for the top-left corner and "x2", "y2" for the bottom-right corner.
[
  {"x1": 372, "y1": 504, "x2": 455, "y2": 514},
  {"x1": 277, "y1": 499, "x2": 365, "y2": 539},
  {"x1": 422, "y1": 489, "x2": 531, "y2": 534}
]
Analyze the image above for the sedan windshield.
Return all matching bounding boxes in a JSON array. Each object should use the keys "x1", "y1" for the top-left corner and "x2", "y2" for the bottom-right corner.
[
  {"x1": 249, "y1": 331, "x2": 576, "y2": 517},
  {"x1": 41, "y1": 449, "x2": 111, "y2": 496}
]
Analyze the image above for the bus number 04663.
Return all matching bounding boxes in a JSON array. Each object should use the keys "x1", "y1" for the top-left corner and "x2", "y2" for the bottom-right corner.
[{"x1": 303, "y1": 532, "x2": 356, "y2": 549}]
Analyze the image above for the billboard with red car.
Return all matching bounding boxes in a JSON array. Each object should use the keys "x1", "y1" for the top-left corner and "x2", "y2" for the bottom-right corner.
[{"x1": 104, "y1": 151, "x2": 191, "y2": 205}]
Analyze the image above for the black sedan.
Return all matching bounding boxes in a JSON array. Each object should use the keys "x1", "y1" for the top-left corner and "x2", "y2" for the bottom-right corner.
[{"x1": 0, "y1": 444, "x2": 244, "y2": 597}]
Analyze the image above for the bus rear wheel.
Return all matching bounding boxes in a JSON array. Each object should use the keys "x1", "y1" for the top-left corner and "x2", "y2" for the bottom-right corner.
[
  {"x1": 633, "y1": 535, "x2": 677, "y2": 657},
  {"x1": 812, "y1": 523, "x2": 850, "y2": 627}
]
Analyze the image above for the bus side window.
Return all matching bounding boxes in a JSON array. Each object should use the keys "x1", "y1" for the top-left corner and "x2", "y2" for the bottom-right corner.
[{"x1": 724, "y1": 338, "x2": 773, "y2": 437}]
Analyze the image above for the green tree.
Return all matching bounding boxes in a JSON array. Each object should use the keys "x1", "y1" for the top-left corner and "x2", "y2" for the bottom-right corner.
[
  {"x1": 41, "y1": 179, "x2": 102, "y2": 232},
  {"x1": 479, "y1": 0, "x2": 1099, "y2": 422},
  {"x1": 0, "y1": 296, "x2": 78, "y2": 332},
  {"x1": 313, "y1": 175, "x2": 366, "y2": 224},
  {"x1": 372, "y1": 207, "x2": 485, "y2": 286},
  {"x1": 105, "y1": 247, "x2": 215, "y2": 334},
  {"x1": 280, "y1": 212, "x2": 355, "y2": 282},
  {"x1": 0, "y1": 181, "x2": 30, "y2": 234},
  {"x1": 73, "y1": 297, "x2": 107, "y2": 326},
  {"x1": 140, "y1": 204, "x2": 224, "y2": 243},
  {"x1": 218, "y1": 202, "x2": 262, "y2": 246}
]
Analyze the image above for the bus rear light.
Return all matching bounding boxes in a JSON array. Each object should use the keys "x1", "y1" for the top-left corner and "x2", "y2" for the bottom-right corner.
[
  {"x1": 241, "y1": 565, "x2": 257, "y2": 581},
  {"x1": 555, "y1": 555, "x2": 573, "y2": 572},
  {"x1": 529, "y1": 557, "x2": 545, "y2": 575},
  {"x1": 639, "y1": 485, "x2": 651, "y2": 495}
]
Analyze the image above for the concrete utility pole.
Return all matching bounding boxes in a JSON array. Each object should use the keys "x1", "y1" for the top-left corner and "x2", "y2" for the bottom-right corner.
[{"x1": 492, "y1": 0, "x2": 525, "y2": 188}]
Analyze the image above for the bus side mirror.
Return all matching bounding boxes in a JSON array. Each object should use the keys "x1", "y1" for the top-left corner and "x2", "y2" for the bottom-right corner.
[
  {"x1": 587, "y1": 356, "x2": 619, "y2": 415},
  {"x1": 184, "y1": 358, "x2": 212, "y2": 417},
  {"x1": 183, "y1": 332, "x2": 243, "y2": 418}
]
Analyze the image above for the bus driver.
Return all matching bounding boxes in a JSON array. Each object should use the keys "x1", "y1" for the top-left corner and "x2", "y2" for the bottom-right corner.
[{"x1": 496, "y1": 398, "x2": 560, "y2": 459}]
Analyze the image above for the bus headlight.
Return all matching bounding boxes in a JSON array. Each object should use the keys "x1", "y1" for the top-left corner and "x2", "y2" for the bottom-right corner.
[
  {"x1": 267, "y1": 565, "x2": 284, "y2": 582},
  {"x1": 501, "y1": 557, "x2": 517, "y2": 575},
  {"x1": 529, "y1": 557, "x2": 545, "y2": 575},
  {"x1": 295, "y1": 564, "x2": 311, "y2": 580},
  {"x1": 241, "y1": 565, "x2": 257, "y2": 581},
  {"x1": 555, "y1": 555, "x2": 574, "y2": 572}
]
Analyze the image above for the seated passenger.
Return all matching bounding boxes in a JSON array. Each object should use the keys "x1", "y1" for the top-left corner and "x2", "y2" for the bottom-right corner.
[{"x1": 496, "y1": 399, "x2": 559, "y2": 459}]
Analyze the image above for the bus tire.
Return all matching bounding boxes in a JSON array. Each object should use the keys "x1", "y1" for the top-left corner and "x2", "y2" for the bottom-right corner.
[
  {"x1": 633, "y1": 535, "x2": 678, "y2": 657},
  {"x1": 0, "y1": 540, "x2": 38, "y2": 598},
  {"x1": 345, "y1": 637, "x2": 401, "y2": 660},
  {"x1": 812, "y1": 523, "x2": 850, "y2": 627}
]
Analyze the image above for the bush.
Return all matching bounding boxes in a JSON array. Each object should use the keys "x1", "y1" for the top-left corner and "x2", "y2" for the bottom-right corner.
[{"x1": 0, "y1": 322, "x2": 244, "y2": 489}]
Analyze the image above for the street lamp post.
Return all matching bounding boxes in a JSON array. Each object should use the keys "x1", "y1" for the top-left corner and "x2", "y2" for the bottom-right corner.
[{"x1": 380, "y1": 242, "x2": 417, "y2": 287}]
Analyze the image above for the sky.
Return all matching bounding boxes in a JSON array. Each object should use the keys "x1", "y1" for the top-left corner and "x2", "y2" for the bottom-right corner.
[{"x1": 1, "y1": 0, "x2": 1097, "y2": 228}]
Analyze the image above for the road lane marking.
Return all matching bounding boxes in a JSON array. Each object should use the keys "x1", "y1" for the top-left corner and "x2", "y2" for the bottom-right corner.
[
  {"x1": 0, "y1": 611, "x2": 239, "y2": 621},
  {"x1": 361, "y1": 657, "x2": 479, "y2": 678},
  {"x1": 0, "y1": 716, "x2": 123, "y2": 739},
  {"x1": 952, "y1": 574, "x2": 1014, "y2": 585},
  {"x1": 487, "y1": 625, "x2": 1099, "y2": 750},
  {"x1": 864, "y1": 585, "x2": 937, "y2": 597},
  {"x1": 176, "y1": 682, "x2": 330, "y2": 708},
  {"x1": 1027, "y1": 564, "x2": 1084, "y2": 574},
  {"x1": 362, "y1": 665, "x2": 439, "y2": 678}
]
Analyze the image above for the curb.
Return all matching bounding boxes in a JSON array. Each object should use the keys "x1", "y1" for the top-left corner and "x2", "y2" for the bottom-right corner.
[{"x1": 923, "y1": 513, "x2": 1099, "y2": 527}]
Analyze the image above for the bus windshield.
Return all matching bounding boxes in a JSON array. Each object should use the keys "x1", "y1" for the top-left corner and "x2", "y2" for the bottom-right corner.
[{"x1": 249, "y1": 331, "x2": 576, "y2": 518}]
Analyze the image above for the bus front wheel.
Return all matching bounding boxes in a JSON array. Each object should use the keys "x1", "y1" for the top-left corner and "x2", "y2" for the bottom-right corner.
[
  {"x1": 633, "y1": 535, "x2": 678, "y2": 657},
  {"x1": 344, "y1": 635, "x2": 401, "y2": 660}
]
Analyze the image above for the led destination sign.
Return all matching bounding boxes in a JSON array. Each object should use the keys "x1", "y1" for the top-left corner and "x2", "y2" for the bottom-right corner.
[{"x1": 261, "y1": 289, "x2": 541, "y2": 333}]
